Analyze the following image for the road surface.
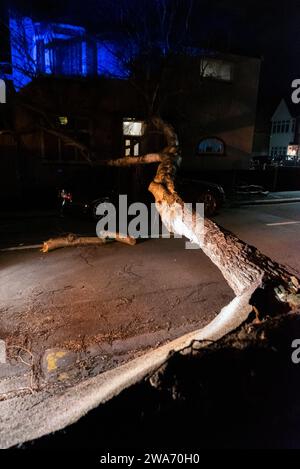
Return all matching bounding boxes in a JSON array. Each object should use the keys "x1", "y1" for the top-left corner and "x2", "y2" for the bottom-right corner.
[
  {"x1": 1, "y1": 202, "x2": 300, "y2": 386},
  {"x1": 214, "y1": 202, "x2": 300, "y2": 276},
  {"x1": 0, "y1": 235, "x2": 233, "y2": 385}
]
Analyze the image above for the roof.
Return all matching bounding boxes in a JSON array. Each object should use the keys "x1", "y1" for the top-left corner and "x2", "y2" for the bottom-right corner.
[{"x1": 271, "y1": 97, "x2": 300, "y2": 119}]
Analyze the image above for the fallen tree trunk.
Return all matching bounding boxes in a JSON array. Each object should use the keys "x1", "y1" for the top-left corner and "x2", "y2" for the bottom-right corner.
[{"x1": 106, "y1": 116, "x2": 300, "y2": 318}]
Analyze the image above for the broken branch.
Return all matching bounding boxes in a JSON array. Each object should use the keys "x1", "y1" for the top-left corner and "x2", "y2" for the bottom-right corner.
[
  {"x1": 42, "y1": 233, "x2": 136, "y2": 253},
  {"x1": 42, "y1": 234, "x2": 109, "y2": 253}
]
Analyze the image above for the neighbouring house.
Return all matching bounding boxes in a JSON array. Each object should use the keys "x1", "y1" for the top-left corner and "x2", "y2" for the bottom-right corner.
[
  {"x1": 176, "y1": 52, "x2": 261, "y2": 172},
  {"x1": 269, "y1": 98, "x2": 300, "y2": 164},
  {"x1": 0, "y1": 12, "x2": 261, "y2": 203}
]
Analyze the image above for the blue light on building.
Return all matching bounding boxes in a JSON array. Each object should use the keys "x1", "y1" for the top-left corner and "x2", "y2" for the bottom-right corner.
[
  {"x1": 9, "y1": 15, "x2": 36, "y2": 89},
  {"x1": 7, "y1": 13, "x2": 133, "y2": 90},
  {"x1": 96, "y1": 41, "x2": 130, "y2": 78}
]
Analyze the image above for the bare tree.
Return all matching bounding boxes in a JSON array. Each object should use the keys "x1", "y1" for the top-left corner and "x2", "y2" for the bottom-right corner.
[
  {"x1": 0, "y1": 11, "x2": 96, "y2": 161},
  {"x1": 0, "y1": 2, "x2": 208, "y2": 160}
]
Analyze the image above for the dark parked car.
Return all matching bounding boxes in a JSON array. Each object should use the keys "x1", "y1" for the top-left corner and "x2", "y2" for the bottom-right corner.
[
  {"x1": 59, "y1": 187, "x2": 114, "y2": 219},
  {"x1": 59, "y1": 174, "x2": 225, "y2": 218},
  {"x1": 177, "y1": 177, "x2": 225, "y2": 215}
]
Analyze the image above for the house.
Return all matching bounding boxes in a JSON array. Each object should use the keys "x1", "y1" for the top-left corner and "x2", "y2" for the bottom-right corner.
[
  {"x1": 175, "y1": 52, "x2": 261, "y2": 172},
  {"x1": 7, "y1": 16, "x2": 130, "y2": 89},
  {"x1": 0, "y1": 12, "x2": 261, "y2": 203},
  {"x1": 269, "y1": 98, "x2": 300, "y2": 163}
]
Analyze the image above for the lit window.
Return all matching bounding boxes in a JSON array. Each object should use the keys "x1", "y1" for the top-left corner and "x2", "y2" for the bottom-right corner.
[
  {"x1": 198, "y1": 137, "x2": 225, "y2": 155},
  {"x1": 123, "y1": 119, "x2": 144, "y2": 136},
  {"x1": 201, "y1": 59, "x2": 232, "y2": 82},
  {"x1": 288, "y1": 144, "x2": 299, "y2": 156},
  {"x1": 58, "y1": 116, "x2": 68, "y2": 126}
]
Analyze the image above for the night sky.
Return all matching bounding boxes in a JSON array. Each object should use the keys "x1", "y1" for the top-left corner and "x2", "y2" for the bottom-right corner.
[{"x1": 3, "y1": 0, "x2": 300, "y2": 125}]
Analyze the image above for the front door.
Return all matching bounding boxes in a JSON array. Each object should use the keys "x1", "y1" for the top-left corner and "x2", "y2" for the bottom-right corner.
[{"x1": 124, "y1": 137, "x2": 141, "y2": 156}]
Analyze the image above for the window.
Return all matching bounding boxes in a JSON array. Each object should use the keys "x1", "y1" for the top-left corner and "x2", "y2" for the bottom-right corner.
[
  {"x1": 43, "y1": 132, "x2": 60, "y2": 160},
  {"x1": 271, "y1": 146, "x2": 287, "y2": 158},
  {"x1": 58, "y1": 116, "x2": 68, "y2": 126},
  {"x1": 36, "y1": 39, "x2": 45, "y2": 72},
  {"x1": 201, "y1": 59, "x2": 232, "y2": 82},
  {"x1": 198, "y1": 137, "x2": 225, "y2": 155},
  {"x1": 42, "y1": 117, "x2": 90, "y2": 162},
  {"x1": 123, "y1": 119, "x2": 144, "y2": 136},
  {"x1": 288, "y1": 144, "x2": 299, "y2": 156},
  {"x1": 272, "y1": 120, "x2": 291, "y2": 134},
  {"x1": 123, "y1": 118, "x2": 145, "y2": 157}
]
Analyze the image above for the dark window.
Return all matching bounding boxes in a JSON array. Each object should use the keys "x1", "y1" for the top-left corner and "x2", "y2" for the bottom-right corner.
[
  {"x1": 198, "y1": 138, "x2": 225, "y2": 155},
  {"x1": 36, "y1": 39, "x2": 45, "y2": 73},
  {"x1": 285, "y1": 120, "x2": 290, "y2": 133},
  {"x1": 43, "y1": 132, "x2": 60, "y2": 160}
]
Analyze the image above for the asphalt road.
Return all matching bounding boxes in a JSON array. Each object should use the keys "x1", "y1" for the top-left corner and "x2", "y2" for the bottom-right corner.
[
  {"x1": 0, "y1": 236, "x2": 233, "y2": 385},
  {"x1": 0, "y1": 211, "x2": 96, "y2": 249},
  {"x1": 214, "y1": 202, "x2": 300, "y2": 276},
  {"x1": 1, "y1": 202, "x2": 300, "y2": 386},
  {"x1": 1, "y1": 203, "x2": 300, "y2": 447}
]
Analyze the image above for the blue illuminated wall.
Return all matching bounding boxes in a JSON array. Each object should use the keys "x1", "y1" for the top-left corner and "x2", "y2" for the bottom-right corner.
[
  {"x1": 9, "y1": 15, "x2": 36, "y2": 89},
  {"x1": 7, "y1": 13, "x2": 132, "y2": 90},
  {"x1": 96, "y1": 41, "x2": 132, "y2": 79}
]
